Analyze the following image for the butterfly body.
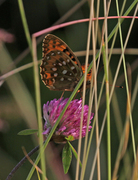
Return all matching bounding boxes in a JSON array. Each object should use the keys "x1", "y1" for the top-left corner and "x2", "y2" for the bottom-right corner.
[{"x1": 40, "y1": 34, "x2": 92, "y2": 91}]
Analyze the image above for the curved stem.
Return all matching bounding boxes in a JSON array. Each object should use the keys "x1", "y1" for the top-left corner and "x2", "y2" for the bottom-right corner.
[{"x1": 6, "y1": 145, "x2": 40, "y2": 180}]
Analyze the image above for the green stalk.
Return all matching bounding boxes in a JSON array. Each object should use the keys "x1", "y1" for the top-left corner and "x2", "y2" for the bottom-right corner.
[
  {"x1": 102, "y1": 42, "x2": 111, "y2": 180},
  {"x1": 18, "y1": 0, "x2": 32, "y2": 53},
  {"x1": 117, "y1": 0, "x2": 137, "y2": 162},
  {"x1": 32, "y1": 38, "x2": 46, "y2": 179},
  {"x1": 18, "y1": 0, "x2": 46, "y2": 179}
]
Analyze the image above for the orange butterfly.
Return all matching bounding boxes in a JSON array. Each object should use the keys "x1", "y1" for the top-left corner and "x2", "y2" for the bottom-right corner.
[{"x1": 40, "y1": 34, "x2": 92, "y2": 91}]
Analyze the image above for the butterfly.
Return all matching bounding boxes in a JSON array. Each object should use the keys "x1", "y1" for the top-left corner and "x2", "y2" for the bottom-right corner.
[{"x1": 40, "y1": 34, "x2": 92, "y2": 91}]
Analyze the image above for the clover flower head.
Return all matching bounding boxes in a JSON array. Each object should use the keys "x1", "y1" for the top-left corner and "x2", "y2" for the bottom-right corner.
[{"x1": 43, "y1": 98, "x2": 94, "y2": 143}]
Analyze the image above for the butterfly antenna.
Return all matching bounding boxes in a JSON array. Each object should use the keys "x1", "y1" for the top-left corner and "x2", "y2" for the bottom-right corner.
[
  {"x1": 98, "y1": 64, "x2": 104, "y2": 75},
  {"x1": 100, "y1": 82, "x2": 123, "y2": 88},
  {"x1": 113, "y1": 85, "x2": 123, "y2": 88},
  {"x1": 108, "y1": 81, "x2": 123, "y2": 88}
]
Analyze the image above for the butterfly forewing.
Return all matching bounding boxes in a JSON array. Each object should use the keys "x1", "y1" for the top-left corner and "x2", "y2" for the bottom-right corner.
[
  {"x1": 40, "y1": 34, "x2": 83, "y2": 91},
  {"x1": 42, "y1": 34, "x2": 82, "y2": 69}
]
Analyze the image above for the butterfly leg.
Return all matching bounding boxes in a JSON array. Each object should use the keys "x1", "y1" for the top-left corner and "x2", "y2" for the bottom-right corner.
[
  {"x1": 60, "y1": 91, "x2": 65, "y2": 99},
  {"x1": 73, "y1": 91, "x2": 82, "y2": 100},
  {"x1": 79, "y1": 92, "x2": 82, "y2": 99},
  {"x1": 73, "y1": 93, "x2": 78, "y2": 100}
]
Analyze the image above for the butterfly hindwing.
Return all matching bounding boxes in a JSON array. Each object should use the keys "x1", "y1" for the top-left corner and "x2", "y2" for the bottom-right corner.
[{"x1": 40, "y1": 50, "x2": 82, "y2": 91}]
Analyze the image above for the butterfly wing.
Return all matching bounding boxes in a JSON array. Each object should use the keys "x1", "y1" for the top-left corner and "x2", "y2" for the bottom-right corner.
[
  {"x1": 40, "y1": 50, "x2": 82, "y2": 91},
  {"x1": 42, "y1": 34, "x2": 82, "y2": 69},
  {"x1": 40, "y1": 34, "x2": 83, "y2": 91}
]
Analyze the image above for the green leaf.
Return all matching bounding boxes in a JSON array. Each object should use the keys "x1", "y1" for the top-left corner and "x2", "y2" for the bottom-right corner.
[
  {"x1": 18, "y1": 129, "x2": 38, "y2": 135},
  {"x1": 62, "y1": 143, "x2": 72, "y2": 174}
]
